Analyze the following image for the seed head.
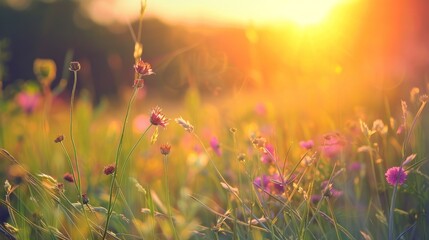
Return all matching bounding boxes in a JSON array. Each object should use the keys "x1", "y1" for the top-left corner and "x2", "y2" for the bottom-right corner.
[
  {"x1": 63, "y1": 173, "x2": 74, "y2": 183},
  {"x1": 175, "y1": 117, "x2": 194, "y2": 133},
  {"x1": 69, "y1": 61, "x2": 81, "y2": 72},
  {"x1": 103, "y1": 164, "x2": 115, "y2": 175},
  {"x1": 160, "y1": 143, "x2": 171, "y2": 155},
  {"x1": 54, "y1": 135, "x2": 64, "y2": 143},
  {"x1": 150, "y1": 106, "x2": 169, "y2": 127},
  {"x1": 82, "y1": 193, "x2": 89, "y2": 204}
]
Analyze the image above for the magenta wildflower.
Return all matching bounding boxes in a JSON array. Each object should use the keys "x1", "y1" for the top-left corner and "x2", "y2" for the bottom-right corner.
[
  {"x1": 320, "y1": 132, "x2": 346, "y2": 159},
  {"x1": 134, "y1": 59, "x2": 154, "y2": 76},
  {"x1": 210, "y1": 137, "x2": 222, "y2": 156},
  {"x1": 253, "y1": 174, "x2": 284, "y2": 195},
  {"x1": 348, "y1": 162, "x2": 362, "y2": 172},
  {"x1": 385, "y1": 167, "x2": 408, "y2": 186},
  {"x1": 16, "y1": 91, "x2": 40, "y2": 114},
  {"x1": 150, "y1": 106, "x2": 169, "y2": 127},
  {"x1": 260, "y1": 144, "x2": 275, "y2": 164},
  {"x1": 299, "y1": 140, "x2": 314, "y2": 150}
]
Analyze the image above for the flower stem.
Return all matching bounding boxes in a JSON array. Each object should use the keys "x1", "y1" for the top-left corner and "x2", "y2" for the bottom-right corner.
[
  {"x1": 163, "y1": 155, "x2": 180, "y2": 240},
  {"x1": 70, "y1": 70, "x2": 93, "y2": 239},
  {"x1": 102, "y1": 87, "x2": 139, "y2": 239}
]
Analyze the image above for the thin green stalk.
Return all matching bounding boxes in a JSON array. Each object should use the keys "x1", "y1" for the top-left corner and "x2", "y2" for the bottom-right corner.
[
  {"x1": 388, "y1": 100, "x2": 427, "y2": 240},
  {"x1": 163, "y1": 155, "x2": 180, "y2": 240},
  {"x1": 69, "y1": 70, "x2": 93, "y2": 240},
  {"x1": 107, "y1": 125, "x2": 152, "y2": 224},
  {"x1": 102, "y1": 87, "x2": 139, "y2": 239},
  {"x1": 60, "y1": 142, "x2": 80, "y2": 198},
  {"x1": 327, "y1": 198, "x2": 342, "y2": 240}
]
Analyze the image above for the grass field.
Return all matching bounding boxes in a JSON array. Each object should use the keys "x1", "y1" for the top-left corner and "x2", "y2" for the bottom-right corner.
[{"x1": 1, "y1": 2, "x2": 429, "y2": 240}]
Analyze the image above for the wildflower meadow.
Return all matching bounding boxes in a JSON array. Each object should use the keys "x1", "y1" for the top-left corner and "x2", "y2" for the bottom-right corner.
[{"x1": 1, "y1": 1, "x2": 429, "y2": 239}]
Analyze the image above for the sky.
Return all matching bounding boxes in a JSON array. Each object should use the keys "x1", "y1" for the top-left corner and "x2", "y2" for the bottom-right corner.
[{"x1": 81, "y1": 0, "x2": 357, "y2": 27}]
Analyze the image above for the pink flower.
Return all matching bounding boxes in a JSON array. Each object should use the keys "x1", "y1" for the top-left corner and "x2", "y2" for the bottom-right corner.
[
  {"x1": 299, "y1": 140, "x2": 314, "y2": 150},
  {"x1": 385, "y1": 167, "x2": 407, "y2": 186},
  {"x1": 255, "y1": 102, "x2": 267, "y2": 116},
  {"x1": 16, "y1": 91, "x2": 40, "y2": 114},
  {"x1": 134, "y1": 59, "x2": 154, "y2": 76},
  {"x1": 320, "y1": 132, "x2": 346, "y2": 159},
  {"x1": 260, "y1": 144, "x2": 275, "y2": 164},
  {"x1": 210, "y1": 137, "x2": 222, "y2": 156},
  {"x1": 150, "y1": 106, "x2": 169, "y2": 127},
  {"x1": 253, "y1": 174, "x2": 284, "y2": 195}
]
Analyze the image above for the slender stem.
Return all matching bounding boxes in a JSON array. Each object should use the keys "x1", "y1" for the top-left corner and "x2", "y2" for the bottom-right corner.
[
  {"x1": 70, "y1": 71, "x2": 80, "y2": 193},
  {"x1": 327, "y1": 198, "x2": 342, "y2": 240},
  {"x1": 108, "y1": 124, "x2": 152, "y2": 229},
  {"x1": 69, "y1": 70, "x2": 93, "y2": 239},
  {"x1": 163, "y1": 155, "x2": 180, "y2": 240},
  {"x1": 102, "y1": 87, "x2": 139, "y2": 239},
  {"x1": 60, "y1": 142, "x2": 80, "y2": 196}
]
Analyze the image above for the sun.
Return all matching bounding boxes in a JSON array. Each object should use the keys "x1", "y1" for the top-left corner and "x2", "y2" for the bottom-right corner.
[{"x1": 282, "y1": 0, "x2": 348, "y2": 26}]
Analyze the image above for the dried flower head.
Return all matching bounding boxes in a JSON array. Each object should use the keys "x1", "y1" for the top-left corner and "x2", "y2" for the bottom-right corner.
[
  {"x1": 82, "y1": 193, "x2": 89, "y2": 204},
  {"x1": 134, "y1": 59, "x2": 154, "y2": 76},
  {"x1": 410, "y1": 87, "x2": 420, "y2": 102},
  {"x1": 175, "y1": 117, "x2": 194, "y2": 133},
  {"x1": 251, "y1": 136, "x2": 266, "y2": 150},
  {"x1": 54, "y1": 135, "x2": 64, "y2": 143},
  {"x1": 385, "y1": 166, "x2": 407, "y2": 186},
  {"x1": 63, "y1": 173, "x2": 74, "y2": 183},
  {"x1": 237, "y1": 153, "x2": 246, "y2": 162},
  {"x1": 372, "y1": 119, "x2": 388, "y2": 135},
  {"x1": 160, "y1": 143, "x2": 171, "y2": 155},
  {"x1": 420, "y1": 94, "x2": 428, "y2": 103},
  {"x1": 69, "y1": 61, "x2": 81, "y2": 72},
  {"x1": 103, "y1": 164, "x2": 115, "y2": 175},
  {"x1": 150, "y1": 106, "x2": 169, "y2": 127}
]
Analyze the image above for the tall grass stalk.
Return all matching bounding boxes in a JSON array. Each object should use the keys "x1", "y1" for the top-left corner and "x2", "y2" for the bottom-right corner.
[
  {"x1": 102, "y1": 86, "x2": 139, "y2": 239},
  {"x1": 69, "y1": 68, "x2": 93, "y2": 239},
  {"x1": 388, "y1": 99, "x2": 427, "y2": 240},
  {"x1": 163, "y1": 153, "x2": 180, "y2": 239}
]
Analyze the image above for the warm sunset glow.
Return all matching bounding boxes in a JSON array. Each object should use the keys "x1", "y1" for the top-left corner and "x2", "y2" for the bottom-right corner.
[
  {"x1": 82, "y1": 0, "x2": 354, "y2": 27},
  {"x1": 282, "y1": 0, "x2": 348, "y2": 26}
]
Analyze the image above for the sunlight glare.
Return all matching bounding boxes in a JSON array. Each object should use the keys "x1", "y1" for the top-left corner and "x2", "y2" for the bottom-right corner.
[{"x1": 283, "y1": 0, "x2": 348, "y2": 26}]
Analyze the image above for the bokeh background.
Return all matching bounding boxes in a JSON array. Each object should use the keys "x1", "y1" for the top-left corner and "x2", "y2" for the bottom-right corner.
[{"x1": 1, "y1": 0, "x2": 429, "y2": 109}]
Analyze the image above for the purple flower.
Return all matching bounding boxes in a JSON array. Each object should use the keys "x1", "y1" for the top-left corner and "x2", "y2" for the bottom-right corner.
[
  {"x1": 299, "y1": 140, "x2": 314, "y2": 150},
  {"x1": 255, "y1": 103, "x2": 267, "y2": 116},
  {"x1": 348, "y1": 162, "x2": 362, "y2": 172},
  {"x1": 320, "y1": 132, "x2": 346, "y2": 159},
  {"x1": 210, "y1": 137, "x2": 222, "y2": 156},
  {"x1": 16, "y1": 91, "x2": 40, "y2": 114},
  {"x1": 150, "y1": 106, "x2": 169, "y2": 127},
  {"x1": 321, "y1": 181, "x2": 343, "y2": 198},
  {"x1": 260, "y1": 144, "x2": 275, "y2": 164},
  {"x1": 385, "y1": 167, "x2": 407, "y2": 186},
  {"x1": 253, "y1": 174, "x2": 284, "y2": 195}
]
